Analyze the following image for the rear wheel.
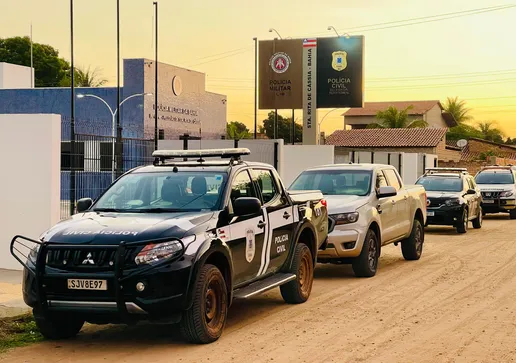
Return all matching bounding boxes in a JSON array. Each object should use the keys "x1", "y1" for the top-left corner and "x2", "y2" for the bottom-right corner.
[
  {"x1": 280, "y1": 243, "x2": 314, "y2": 304},
  {"x1": 510, "y1": 210, "x2": 516, "y2": 220},
  {"x1": 352, "y1": 229, "x2": 379, "y2": 278},
  {"x1": 33, "y1": 309, "x2": 84, "y2": 340},
  {"x1": 472, "y1": 207, "x2": 482, "y2": 229},
  {"x1": 180, "y1": 264, "x2": 228, "y2": 344},
  {"x1": 456, "y1": 208, "x2": 468, "y2": 234},
  {"x1": 401, "y1": 219, "x2": 424, "y2": 261}
]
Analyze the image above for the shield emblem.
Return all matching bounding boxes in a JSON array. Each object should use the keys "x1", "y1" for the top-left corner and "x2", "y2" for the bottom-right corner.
[{"x1": 332, "y1": 51, "x2": 348, "y2": 71}]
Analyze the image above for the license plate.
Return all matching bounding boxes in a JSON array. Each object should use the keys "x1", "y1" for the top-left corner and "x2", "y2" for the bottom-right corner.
[
  {"x1": 67, "y1": 279, "x2": 107, "y2": 291},
  {"x1": 483, "y1": 200, "x2": 495, "y2": 204},
  {"x1": 427, "y1": 211, "x2": 435, "y2": 216}
]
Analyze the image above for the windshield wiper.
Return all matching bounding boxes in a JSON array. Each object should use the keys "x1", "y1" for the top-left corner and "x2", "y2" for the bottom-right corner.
[
  {"x1": 132, "y1": 208, "x2": 184, "y2": 213},
  {"x1": 93, "y1": 208, "x2": 123, "y2": 212}
]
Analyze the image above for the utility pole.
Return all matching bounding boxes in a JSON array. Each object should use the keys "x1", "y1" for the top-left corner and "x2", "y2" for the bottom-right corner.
[
  {"x1": 253, "y1": 37, "x2": 258, "y2": 139},
  {"x1": 153, "y1": 2, "x2": 159, "y2": 150},
  {"x1": 69, "y1": 0, "x2": 76, "y2": 216}
]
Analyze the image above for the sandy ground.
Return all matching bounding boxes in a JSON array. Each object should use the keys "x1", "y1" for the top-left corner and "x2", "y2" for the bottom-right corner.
[{"x1": 2, "y1": 215, "x2": 516, "y2": 362}]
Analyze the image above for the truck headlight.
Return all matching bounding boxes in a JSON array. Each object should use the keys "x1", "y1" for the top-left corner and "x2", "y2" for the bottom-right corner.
[
  {"x1": 445, "y1": 198, "x2": 461, "y2": 206},
  {"x1": 135, "y1": 235, "x2": 195, "y2": 265},
  {"x1": 332, "y1": 212, "x2": 359, "y2": 225},
  {"x1": 28, "y1": 245, "x2": 40, "y2": 264},
  {"x1": 501, "y1": 191, "x2": 514, "y2": 197}
]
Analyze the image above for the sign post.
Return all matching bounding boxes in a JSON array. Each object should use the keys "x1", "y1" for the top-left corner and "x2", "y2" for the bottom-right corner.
[{"x1": 302, "y1": 38, "x2": 318, "y2": 145}]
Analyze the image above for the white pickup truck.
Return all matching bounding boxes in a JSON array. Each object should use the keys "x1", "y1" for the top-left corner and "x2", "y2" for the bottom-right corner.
[{"x1": 289, "y1": 163, "x2": 427, "y2": 277}]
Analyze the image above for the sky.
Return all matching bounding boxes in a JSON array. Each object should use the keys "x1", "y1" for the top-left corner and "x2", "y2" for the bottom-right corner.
[{"x1": 1, "y1": 0, "x2": 516, "y2": 137}]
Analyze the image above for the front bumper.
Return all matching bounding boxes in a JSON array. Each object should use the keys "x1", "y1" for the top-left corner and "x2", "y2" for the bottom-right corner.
[
  {"x1": 481, "y1": 198, "x2": 516, "y2": 213},
  {"x1": 13, "y1": 235, "x2": 192, "y2": 322},
  {"x1": 426, "y1": 206, "x2": 464, "y2": 226},
  {"x1": 318, "y1": 224, "x2": 365, "y2": 259}
]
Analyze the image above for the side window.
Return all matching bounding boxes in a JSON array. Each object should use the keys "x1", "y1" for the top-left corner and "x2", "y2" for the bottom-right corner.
[
  {"x1": 253, "y1": 169, "x2": 279, "y2": 204},
  {"x1": 376, "y1": 171, "x2": 388, "y2": 189},
  {"x1": 230, "y1": 170, "x2": 257, "y2": 205},
  {"x1": 383, "y1": 169, "x2": 402, "y2": 191},
  {"x1": 466, "y1": 177, "x2": 474, "y2": 190}
]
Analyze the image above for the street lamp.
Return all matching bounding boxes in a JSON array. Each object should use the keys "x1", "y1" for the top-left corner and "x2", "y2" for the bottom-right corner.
[
  {"x1": 269, "y1": 28, "x2": 283, "y2": 39},
  {"x1": 319, "y1": 108, "x2": 341, "y2": 128},
  {"x1": 77, "y1": 92, "x2": 153, "y2": 181},
  {"x1": 327, "y1": 26, "x2": 351, "y2": 38}
]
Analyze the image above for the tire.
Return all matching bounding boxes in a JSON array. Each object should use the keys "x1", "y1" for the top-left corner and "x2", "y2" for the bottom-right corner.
[
  {"x1": 510, "y1": 210, "x2": 516, "y2": 220},
  {"x1": 280, "y1": 243, "x2": 314, "y2": 304},
  {"x1": 401, "y1": 218, "x2": 424, "y2": 261},
  {"x1": 33, "y1": 309, "x2": 84, "y2": 340},
  {"x1": 472, "y1": 207, "x2": 482, "y2": 229},
  {"x1": 180, "y1": 264, "x2": 228, "y2": 344},
  {"x1": 456, "y1": 208, "x2": 468, "y2": 234},
  {"x1": 351, "y1": 229, "x2": 379, "y2": 278}
]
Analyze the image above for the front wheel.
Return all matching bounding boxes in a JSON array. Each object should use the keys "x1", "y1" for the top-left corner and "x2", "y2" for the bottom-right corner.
[
  {"x1": 401, "y1": 219, "x2": 424, "y2": 261},
  {"x1": 180, "y1": 264, "x2": 228, "y2": 344},
  {"x1": 456, "y1": 208, "x2": 468, "y2": 234},
  {"x1": 472, "y1": 207, "x2": 482, "y2": 229},
  {"x1": 280, "y1": 243, "x2": 314, "y2": 304},
  {"x1": 352, "y1": 229, "x2": 379, "y2": 278},
  {"x1": 33, "y1": 309, "x2": 84, "y2": 340}
]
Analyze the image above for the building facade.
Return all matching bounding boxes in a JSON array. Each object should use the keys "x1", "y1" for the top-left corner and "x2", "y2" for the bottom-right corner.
[{"x1": 0, "y1": 59, "x2": 227, "y2": 140}]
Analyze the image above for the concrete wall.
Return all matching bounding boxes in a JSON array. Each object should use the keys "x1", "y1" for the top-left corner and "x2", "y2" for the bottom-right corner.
[
  {"x1": 0, "y1": 63, "x2": 34, "y2": 89},
  {"x1": 423, "y1": 104, "x2": 448, "y2": 128},
  {"x1": 282, "y1": 145, "x2": 334, "y2": 187},
  {"x1": 0, "y1": 114, "x2": 61, "y2": 270}
]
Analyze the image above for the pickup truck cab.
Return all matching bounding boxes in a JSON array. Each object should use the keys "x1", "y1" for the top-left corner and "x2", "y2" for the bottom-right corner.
[
  {"x1": 11, "y1": 148, "x2": 328, "y2": 344},
  {"x1": 289, "y1": 164, "x2": 426, "y2": 278},
  {"x1": 474, "y1": 165, "x2": 516, "y2": 219},
  {"x1": 416, "y1": 168, "x2": 482, "y2": 233}
]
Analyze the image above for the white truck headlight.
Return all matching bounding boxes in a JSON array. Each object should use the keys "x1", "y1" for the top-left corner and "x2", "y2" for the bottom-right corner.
[
  {"x1": 501, "y1": 191, "x2": 514, "y2": 197},
  {"x1": 332, "y1": 212, "x2": 359, "y2": 225},
  {"x1": 135, "y1": 235, "x2": 195, "y2": 265}
]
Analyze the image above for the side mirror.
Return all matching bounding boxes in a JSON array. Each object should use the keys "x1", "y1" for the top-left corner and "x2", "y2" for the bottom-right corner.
[
  {"x1": 466, "y1": 189, "x2": 476, "y2": 195},
  {"x1": 76, "y1": 198, "x2": 93, "y2": 213},
  {"x1": 233, "y1": 197, "x2": 262, "y2": 216},
  {"x1": 377, "y1": 186, "x2": 397, "y2": 199}
]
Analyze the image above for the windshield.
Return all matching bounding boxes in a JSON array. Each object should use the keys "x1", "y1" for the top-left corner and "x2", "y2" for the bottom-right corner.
[
  {"x1": 93, "y1": 171, "x2": 228, "y2": 212},
  {"x1": 475, "y1": 172, "x2": 514, "y2": 185},
  {"x1": 289, "y1": 170, "x2": 372, "y2": 196},
  {"x1": 416, "y1": 176, "x2": 463, "y2": 192}
]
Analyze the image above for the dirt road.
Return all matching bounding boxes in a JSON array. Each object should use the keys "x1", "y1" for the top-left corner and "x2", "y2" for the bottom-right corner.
[{"x1": 2, "y1": 216, "x2": 516, "y2": 363}]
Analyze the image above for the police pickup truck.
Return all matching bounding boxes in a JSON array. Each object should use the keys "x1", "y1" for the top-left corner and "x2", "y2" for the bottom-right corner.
[{"x1": 11, "y1": 148, "x2": 328, "y2": 344}]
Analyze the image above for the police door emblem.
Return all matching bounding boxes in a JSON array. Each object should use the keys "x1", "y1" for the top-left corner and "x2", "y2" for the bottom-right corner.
[
  {"x1": 332, "y1": 51, "x2": 348, "y2": 71},
  {"x1": 245, "y1": 228, "x2": 256, "y2": 263}
]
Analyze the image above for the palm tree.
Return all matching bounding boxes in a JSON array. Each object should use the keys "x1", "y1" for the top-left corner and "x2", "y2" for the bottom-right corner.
[
  {"x1": 443, "y1": 96, "x2": 472, "y2": 124},
  {"x1": 59, "y1": 66, "x2": 108, "y2": 87},
  {"x1": 477, "y1": 121, "x2": 504, "y2": 143},
  {"x1": 367, "y1": 105, "x2": 428, "y2": 129}
]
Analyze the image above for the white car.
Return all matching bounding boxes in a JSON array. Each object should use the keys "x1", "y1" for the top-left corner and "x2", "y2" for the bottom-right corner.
[
  {"x1": 474, "y1": 166, "x2": 516, "y2": 219},
  {"x1": 289, "y1": 164, "x2": 427, "y2": 277}
]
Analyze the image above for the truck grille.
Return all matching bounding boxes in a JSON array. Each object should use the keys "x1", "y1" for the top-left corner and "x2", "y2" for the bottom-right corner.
[
  {"x1": 45, "y1": 247, "x2": 140, "y2": 271},
  {"x1": 481, "y1": 191, "x2": 501, "y2": 199},
  {"x1": 428, "y1": 198, "x2": 447, "y2": 208}
]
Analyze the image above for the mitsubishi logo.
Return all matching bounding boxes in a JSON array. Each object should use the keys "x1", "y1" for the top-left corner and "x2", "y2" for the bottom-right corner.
[{"x1": 82, "y1": 253, "x2": 95, "y2": 265}]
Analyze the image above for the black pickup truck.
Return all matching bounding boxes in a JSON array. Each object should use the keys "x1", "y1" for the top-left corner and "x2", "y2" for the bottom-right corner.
[{"x1": 11, "y1": 148, "x2": 328, "y2": 344}]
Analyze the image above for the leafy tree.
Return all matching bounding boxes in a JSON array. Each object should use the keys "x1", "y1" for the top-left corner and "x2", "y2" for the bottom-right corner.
[
  {"x1": 478, "y1": 121, "x2": 505, "y2": 143},
  {"x1": 0, "y1": 36, "x2": 69, "y2": 87},
  {"x1": 226, "y1": 121, "x2": 250, "y2": 139},
  {"x1": 442, "y1": 96, "x2": 472, "y2": 124},
  {"x1": 367, "y1": 105, "x2": 428, "y2": 129},
  {"x1": 259, "y1": 111, "x2": 302, "y2": 142},
  {"x1": 60, "y1": 66, "x2": 108, "y2": 87},
  {"x1": 446, "y1": 123, "x2": 484, "y2": 141}
]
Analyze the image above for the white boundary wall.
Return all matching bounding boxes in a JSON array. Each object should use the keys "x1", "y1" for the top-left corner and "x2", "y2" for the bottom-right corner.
[
  {"x1": 282, "y1": 145, "x2": 334, "y2": 187},
  {"x1": 0, "y1": 114, "x2": 61, "y2": 270}
]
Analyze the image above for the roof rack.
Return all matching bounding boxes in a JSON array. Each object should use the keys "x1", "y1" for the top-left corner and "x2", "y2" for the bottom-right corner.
[
  {"x1": 152, "y1": 148, "x2": 251, "y2": 166},
  {"x1": 480, "y1": 165, "x2": 515, "y2": 171},
  {"x1": 423, "y1": 167, "x2": 469, "y2": 176}
]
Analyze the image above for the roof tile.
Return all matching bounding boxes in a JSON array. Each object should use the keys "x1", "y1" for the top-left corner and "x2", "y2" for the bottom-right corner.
[{"x1": 326, "y1": 128, "x2": 447, "y2": 148}]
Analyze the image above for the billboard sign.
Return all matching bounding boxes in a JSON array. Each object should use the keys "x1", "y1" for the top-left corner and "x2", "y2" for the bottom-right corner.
[
  {"x1": 258, "y1": 39, "x2": 303, "y2": 110},
  {"x1": 316, "y1": 36, "x2": 364, "y2": 108}
]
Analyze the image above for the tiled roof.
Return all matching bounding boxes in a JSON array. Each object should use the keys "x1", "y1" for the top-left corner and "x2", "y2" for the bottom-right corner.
[
  {"x1": 343, "y1": 100, "x2": 442, "y2": 117},
  {"x1": 326, "y1": 128, "x2": 448, "y2": 148}
]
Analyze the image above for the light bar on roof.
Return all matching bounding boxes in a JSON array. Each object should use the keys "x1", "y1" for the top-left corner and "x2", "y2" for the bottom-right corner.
[
  {"x1": 152, "y1": 148, "x2": 251, "y2": 159},
  {"x1": 425, "y1": 167, "x2": 468, "y2": 173}
]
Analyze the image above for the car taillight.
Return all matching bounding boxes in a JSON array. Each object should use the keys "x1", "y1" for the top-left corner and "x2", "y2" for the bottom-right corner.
[{"x1": 320, "y1": 199, "x2": 327, "y2": 207}]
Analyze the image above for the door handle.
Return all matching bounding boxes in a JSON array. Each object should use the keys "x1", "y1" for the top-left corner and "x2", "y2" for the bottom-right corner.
[
  {"x1": 283, "y1": 211, "x2": 291, "y2": 219},
  {"x1": 257, "y1": 220, "x2": 267, "y2": 229},
  {"x1": 404, "y1": 195, "x2": 408, "y2": 200},
  {"x1": 376, "y1": 204, "x2": 382, "y2": 214}
]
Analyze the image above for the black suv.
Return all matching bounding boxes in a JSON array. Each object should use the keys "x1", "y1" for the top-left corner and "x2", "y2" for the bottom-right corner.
[
  {"x1": 11, "y1": 148, "x2": 328, "y2": 344},
  {"x1": 416, "y1": 168, "x2": 482, "y2": 233}
]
